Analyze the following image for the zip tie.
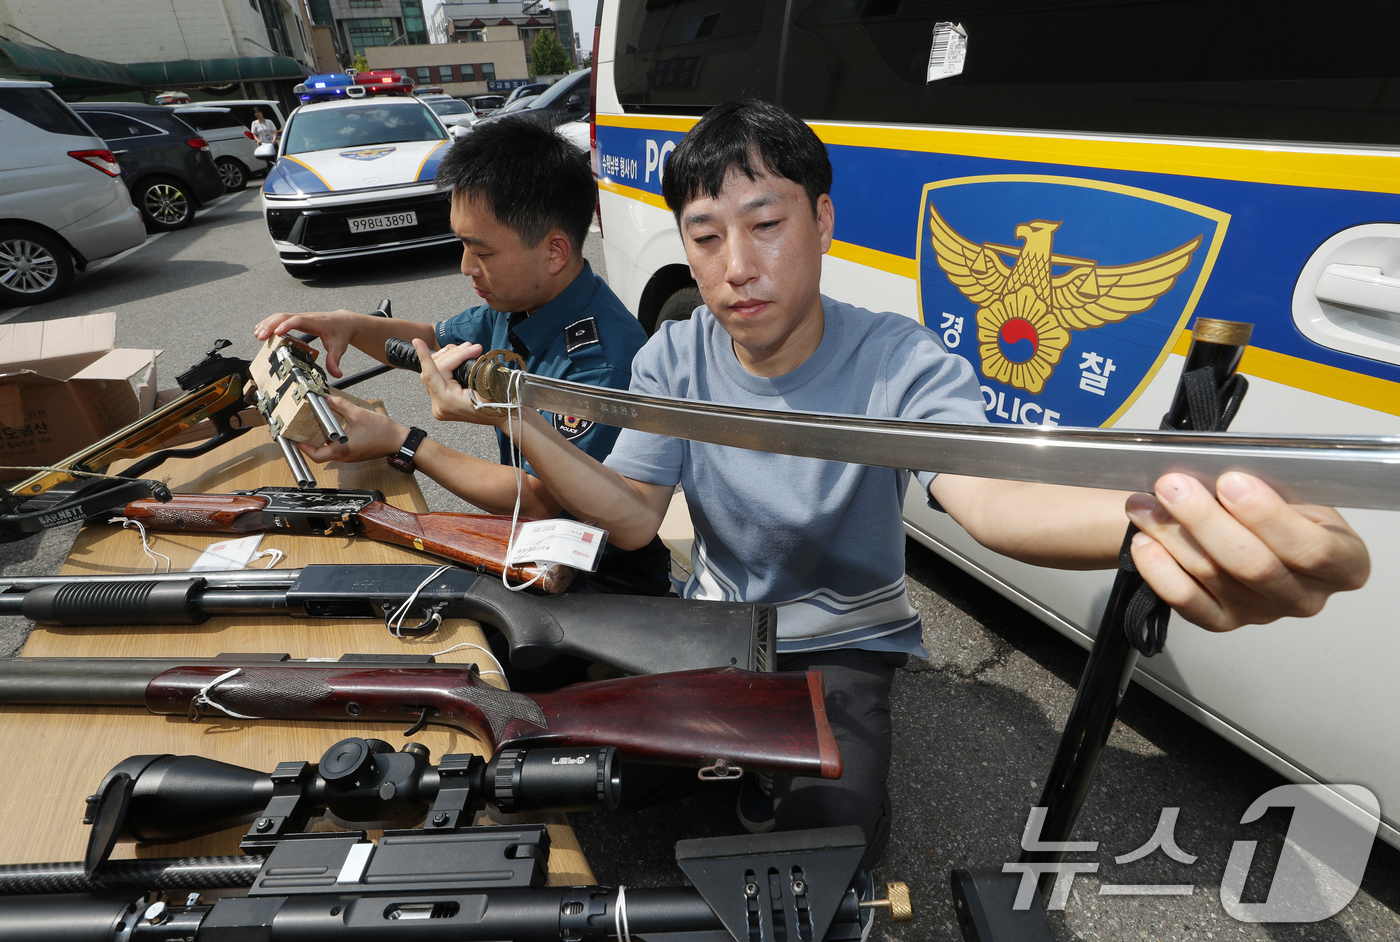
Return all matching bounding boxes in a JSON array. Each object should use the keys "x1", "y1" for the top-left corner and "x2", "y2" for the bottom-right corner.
[
  {"x1": 497, "y1": 369, "x2": 544, "y2": 594},
  {"x1": 387, "y1": 564, "x2": 455, "y2": 637},
  {"x1": 424, "y1": 640, "x2": 504, "y2": 678},
  {"x1": 614, "y1": 885, "x2": 631, "y2": 942},
  {"x1": 251, "y1": 548, "x2": 285, "y2": 569},
  {"x1": 189, "y1": 668, "x2": 263, "y2": 720},
  {"x1": 108, "y1": 517, "x2": 171, "y2": 573}
]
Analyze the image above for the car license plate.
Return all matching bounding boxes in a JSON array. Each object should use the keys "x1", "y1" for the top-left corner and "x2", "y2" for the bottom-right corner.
[{"x1": 348, "y1": 211, "x2": 417, "y2": 233}]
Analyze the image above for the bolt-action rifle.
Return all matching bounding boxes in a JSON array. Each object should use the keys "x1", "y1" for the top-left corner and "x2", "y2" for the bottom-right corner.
[
  {"x1": 0, "y1": 825, "x2": 913, "y2": 941},
  {"x1": 0, "y1": 655, "x2": 839, "y2": 779},
  {"x1": 0, "y1": 340, "x2": 256, "y2": 542},
  {"x1": 0, "y1": 565, "x2": 773, "y2": 674},
  {"x1": 119, "y1": 487, "x2": 578, "y2": 594}
]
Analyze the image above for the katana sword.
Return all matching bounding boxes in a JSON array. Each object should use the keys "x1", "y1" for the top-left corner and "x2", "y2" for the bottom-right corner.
[{"x1": 461, "y1": 347, "x2": 1400, "y2": 512}]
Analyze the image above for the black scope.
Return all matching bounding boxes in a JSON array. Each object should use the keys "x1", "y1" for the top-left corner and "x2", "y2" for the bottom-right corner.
[
  {"x1": 87, "y1": 738, "x2": 621, "y2": 849},
  {"x1": 384, "y1": 338, "x2": 473, "y2": 387}
]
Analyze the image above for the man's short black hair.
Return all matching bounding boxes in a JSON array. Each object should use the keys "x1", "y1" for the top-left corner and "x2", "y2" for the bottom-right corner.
[
  {"x1": 435, "y1": 113, "x2": 594, "y2": 251},
  {"x1": 661, "y1": 100, "x2": 832, "y2": 220}
]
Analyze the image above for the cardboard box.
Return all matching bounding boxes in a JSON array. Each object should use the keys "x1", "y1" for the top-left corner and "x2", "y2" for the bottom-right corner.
[{"x1": 0, "y1": 313, "x2": 159, "y2": 482}]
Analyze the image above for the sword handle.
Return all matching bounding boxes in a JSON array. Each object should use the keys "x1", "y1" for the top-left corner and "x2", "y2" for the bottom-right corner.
[{"x1": 465, "y1": 349, "x2": 528, "y2": 417}]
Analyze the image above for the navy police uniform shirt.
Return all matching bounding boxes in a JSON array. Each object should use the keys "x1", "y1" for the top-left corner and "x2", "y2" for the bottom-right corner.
[{"x1": 435, "y1": 261, "x2": 647, "y2": 474}]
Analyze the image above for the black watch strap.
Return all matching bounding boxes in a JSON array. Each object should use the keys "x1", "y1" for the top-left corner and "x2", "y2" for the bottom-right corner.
[{"x1": 387, "y1": 426, "x2": 428, "y2": 473}]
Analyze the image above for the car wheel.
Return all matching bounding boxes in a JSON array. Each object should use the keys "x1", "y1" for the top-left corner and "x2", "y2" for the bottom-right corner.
[
  {"x1": 654, "y1": 285, "x2": 704, "y2": 332},
  {"x1": 137, "y1": 178, "x2": 194, "y2": 232},
  {"x1": 0, "y1": 227, "x2": 75, "y2": 306},
  {"x1": 216, "y1": 158, "x2": 247, "y2": 191}
]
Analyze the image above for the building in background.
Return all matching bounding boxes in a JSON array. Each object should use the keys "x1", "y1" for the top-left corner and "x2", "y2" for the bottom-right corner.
[
  {"x1": 366, "y1": 28, "x2": 527, "y2": 98},
  {"x1": 300, "y1": 0, "x2": 430, "y2": 69},
  {"x1": 0, "y1": 0, "x2": 315, "y2": 103},
  {"x1": 0, "y1": 0, "x2": 315, "y2": 71},
  {"x1": 430, "y1": 0, "x2": 574, "y2": 71}
]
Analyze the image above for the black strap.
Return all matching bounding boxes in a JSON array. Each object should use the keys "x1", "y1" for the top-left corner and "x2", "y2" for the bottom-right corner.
[{"x1": 1123, "y1": 368, "x2": 1249, "y2": 656}]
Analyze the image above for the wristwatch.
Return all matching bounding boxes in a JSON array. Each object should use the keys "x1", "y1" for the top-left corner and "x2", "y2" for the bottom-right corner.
[{"x1": 387, "y1": 427, "x2": 428, "y2": 473}]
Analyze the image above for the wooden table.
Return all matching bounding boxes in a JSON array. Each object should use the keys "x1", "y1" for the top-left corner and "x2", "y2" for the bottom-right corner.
[{"x1": 0, "y1": 422, "x2": 594, "y2": 884}]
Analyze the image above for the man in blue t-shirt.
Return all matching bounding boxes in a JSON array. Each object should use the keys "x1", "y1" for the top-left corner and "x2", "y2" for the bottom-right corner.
[
  {"x1": 402, "y1": 102, "x2": 1370, "y2": 866},
  {"x1": 253, "y1": 115, "x2": 670, "y2": 600}
]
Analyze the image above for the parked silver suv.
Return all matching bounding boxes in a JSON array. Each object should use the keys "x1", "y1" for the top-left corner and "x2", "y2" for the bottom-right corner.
[{"x1": 0, "y1": 80, "x2": 145, "y2": 306}]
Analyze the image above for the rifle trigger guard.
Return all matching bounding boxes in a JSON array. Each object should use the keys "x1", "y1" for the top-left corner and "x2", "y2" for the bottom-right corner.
[
  {"x1": 403, "y1": 706, "x2": 431, "y2": 737},
  {"x1": 697, "y1": 760, "x2": 743, "y2": 781},
  {"x1": 383, "y1": 600, "x2": 447, "y2": 637}
]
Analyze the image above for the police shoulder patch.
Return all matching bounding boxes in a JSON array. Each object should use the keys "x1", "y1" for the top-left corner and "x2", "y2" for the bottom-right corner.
[
  {"x1": 564, "y1": 316, "x2": 600, "y2": 353},
  {"x1": 552, "y1": 412, "x2": 594, "y2": 441}
]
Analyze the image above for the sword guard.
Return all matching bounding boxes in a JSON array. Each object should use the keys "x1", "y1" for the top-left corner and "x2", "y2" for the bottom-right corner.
[{"x1": 466, "y1": 349, "x2": 527, "y2": 417}]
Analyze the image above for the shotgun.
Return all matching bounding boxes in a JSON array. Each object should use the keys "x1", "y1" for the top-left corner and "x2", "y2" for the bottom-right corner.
[
  {"x1": 119, "y1": 486, "x2": 577, "y2": 594},
  {"x1": 0, "y1": 656, "x2": 840, "y2": 779},
  {"x1": 0, "y1": 565, "x2": 773, "y2": 675}
]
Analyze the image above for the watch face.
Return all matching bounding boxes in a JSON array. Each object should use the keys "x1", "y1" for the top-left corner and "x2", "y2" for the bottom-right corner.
[{"x1": 387, "y1": 453, "x2": 413, "y2": 472}]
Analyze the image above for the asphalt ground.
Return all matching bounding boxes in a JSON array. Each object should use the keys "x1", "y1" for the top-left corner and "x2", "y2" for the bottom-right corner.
[{"x1": 1, "y1": 188, "x2": 1397, "y2": 941}]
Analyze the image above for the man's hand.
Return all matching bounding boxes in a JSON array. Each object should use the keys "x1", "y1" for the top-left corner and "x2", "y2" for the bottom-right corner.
[
  {"x1": 414, "y1": 339, "x2": 494, "y2": 426},
  {"x1": 253, "y1": 310, "x2": 363, "y2": 377},
  {"x1": 1126, "y1": 471, "x2": 1370, "y2": 632},
  {"x1": 296, "y1": 396, "x2": 407, "y2": 464}
]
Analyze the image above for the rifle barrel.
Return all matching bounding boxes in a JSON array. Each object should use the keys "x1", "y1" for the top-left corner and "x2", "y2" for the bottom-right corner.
[{"x1": 0, "y1": 655, "x2": 442, "y2": 706}]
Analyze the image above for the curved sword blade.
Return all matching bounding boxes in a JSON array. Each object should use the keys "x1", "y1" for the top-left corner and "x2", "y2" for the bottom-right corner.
[{"x1": 495, "y1": 370, "x2": 1400, "y2": 511}]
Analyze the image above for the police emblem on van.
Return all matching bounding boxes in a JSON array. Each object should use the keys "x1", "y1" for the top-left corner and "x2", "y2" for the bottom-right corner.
[{"x1": 917, "y1": 176, "x2": 1229, "y2": 428}]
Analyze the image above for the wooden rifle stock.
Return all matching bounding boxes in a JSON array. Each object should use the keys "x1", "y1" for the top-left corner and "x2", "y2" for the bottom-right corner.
[
  {"x1": 145, "y1": 665, "x2": 841, "y2": 778},
  {"x1": 122, "y1": 491, "x2": 575, "y2": 594}
]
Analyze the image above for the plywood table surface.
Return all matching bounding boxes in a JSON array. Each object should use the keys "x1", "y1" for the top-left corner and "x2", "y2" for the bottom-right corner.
[{"x1": 0, "y1": 423, "x2": 593, "y2": 884}]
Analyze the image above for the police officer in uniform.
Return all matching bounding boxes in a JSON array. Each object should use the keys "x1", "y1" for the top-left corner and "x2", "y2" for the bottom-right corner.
[{"x1": 253, "y1": 115, "x2": 672, "y2": 622}]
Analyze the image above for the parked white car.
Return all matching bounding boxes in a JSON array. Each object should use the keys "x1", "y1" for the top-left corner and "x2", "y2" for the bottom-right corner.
[
  {"x1": 0, "y1": 80, "x2": 145, "y2": 306},
  {"x1": 258, "y1": 97, "x2": 456, "y2": 276},
  {"x1": 171, "y1": 106, "x2": 260, "y2": 191}
]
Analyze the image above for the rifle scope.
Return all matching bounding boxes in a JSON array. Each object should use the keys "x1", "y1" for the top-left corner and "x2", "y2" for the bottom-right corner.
[{"x1": 88, "y1": 737, "x2": 620, "y2": 850}]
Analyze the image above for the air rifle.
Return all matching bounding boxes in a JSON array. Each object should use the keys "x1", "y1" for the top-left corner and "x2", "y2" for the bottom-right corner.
[
  {"x1": 0, "y1": 827, "x2": 913, "y2": 941},
  {"x1": 0, "y1": 655, "x2": 839, "y2": 778},
  {"x1": 0, "y1": 565, "x2": 773, "y2": 675},
  {"x1": 119, "y1": 487, "x2": 578, "y2": 594},
  {"x1": 0, "y1": 340, "x2": 255, "y2": 542}
]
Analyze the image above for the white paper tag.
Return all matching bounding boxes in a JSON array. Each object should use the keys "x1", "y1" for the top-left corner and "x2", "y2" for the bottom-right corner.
[
  {"x1": 505, "y1": 520, "x2": 608, "y2": 572},
  {"x1": 927, "y1": 22, "x2": 967, "y2": 83},
  {"x1": 189, "y1": 534, "x2": 264, "y2": 572}
]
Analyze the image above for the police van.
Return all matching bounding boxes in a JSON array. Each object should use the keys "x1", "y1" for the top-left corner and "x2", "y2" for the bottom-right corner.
[{"x1": 588, "y1": 1, "x2": 1400, "y2": 850}]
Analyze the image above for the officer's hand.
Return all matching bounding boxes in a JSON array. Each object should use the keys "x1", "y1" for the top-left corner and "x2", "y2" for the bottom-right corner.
[
  {"x1": 296, "y1": 397, "x2": 406, "y2": 464},
  {"x1": 414, "y1": 339, "x2": 496, "y2": 426},
  {"x1": 253, "y1": 310, "x2": 361, "y2": 378},
  {"x1": 1126, "y1": 472, "x2": 1369, "y2": 631}
]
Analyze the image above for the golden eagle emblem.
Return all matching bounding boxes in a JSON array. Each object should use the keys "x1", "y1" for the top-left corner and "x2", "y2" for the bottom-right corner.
[{"x1": 927, "y1": 204, "x2": 1202, "y2": 394}]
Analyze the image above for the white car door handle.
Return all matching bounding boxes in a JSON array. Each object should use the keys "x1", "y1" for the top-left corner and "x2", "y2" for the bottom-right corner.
[{"x1": 1315, "y1": 264, "x2": 1400, "y2": 316}]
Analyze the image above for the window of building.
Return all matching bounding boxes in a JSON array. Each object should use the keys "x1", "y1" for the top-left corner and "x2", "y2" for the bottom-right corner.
[
  {"x1": 434, "y1": 65, "x2": 452, "y2": 83},
  {"x1": 401, "y1": 0, "x2": 429, "y2": 44},
  {"x1": 346, "y1": 17, "x2": 397, "y2": 54},
  {"x1": 416, "y1": 66, "x2": 433, "y2": 85},
  {"x1": 462, "y1": 29, "x2": 483, "y2": 41},
  {"x1": 459, "y1": 64, "x2": 476, "y2": 82},
  {"x1": 348, "y1": 0, "x2": 381, "y2": 6},
  {"x1": 480, "y1": 62, "x2": 495, "y2": 81}
]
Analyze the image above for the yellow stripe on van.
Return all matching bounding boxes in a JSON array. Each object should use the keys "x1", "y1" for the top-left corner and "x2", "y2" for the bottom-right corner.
[
  {"x1": 596, "y1": 115, "x2": 1400, "y2": 196},
  {"x1": 1170, "y1": 329, "x2": 1400, "y2": 417},
  {"x1": 827, "y1": 241, "x2": 917, "y2": 280},
  {"x1": 599, "y1": 179, "x2": 669, "y2": 210}
]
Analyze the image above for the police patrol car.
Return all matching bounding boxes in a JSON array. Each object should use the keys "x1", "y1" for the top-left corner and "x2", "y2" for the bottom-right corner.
[
  {"x1": 259, "y1": 95, "x2": 455, "y2": 276},
  {"x1": 590, "y1": 0, "x2": 1400, "y2": 851}
]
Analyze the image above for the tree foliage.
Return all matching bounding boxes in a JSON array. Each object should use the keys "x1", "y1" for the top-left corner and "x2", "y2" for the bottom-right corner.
[
  {"x1": 352, "y1": 52, "x2": 369, "y2": 73},
  {"x1": 530, "y1": 31, "x2": 572, "y2": 77}
]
